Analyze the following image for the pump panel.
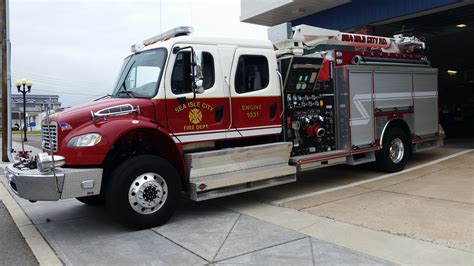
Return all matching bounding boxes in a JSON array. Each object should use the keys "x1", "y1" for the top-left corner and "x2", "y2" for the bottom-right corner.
[{"x1": 279, "y1": 56, "x2": 337, "y2": 156}]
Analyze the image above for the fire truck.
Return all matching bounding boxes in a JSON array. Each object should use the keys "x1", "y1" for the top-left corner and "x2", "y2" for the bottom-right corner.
[{"x1": 5, "y1": 25, "x2": 444, "y2": 228}]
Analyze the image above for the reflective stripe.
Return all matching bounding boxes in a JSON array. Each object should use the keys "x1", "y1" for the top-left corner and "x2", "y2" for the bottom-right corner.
[
  {"x1": 414, "y1": 91, "x2": 437, "y2": 98},
  {"x1": 239, "y1": 127, "x2": 282, "y2": 137},
  {"x1": 171, "y1": 126, "x2": 282, "y2": 143}
]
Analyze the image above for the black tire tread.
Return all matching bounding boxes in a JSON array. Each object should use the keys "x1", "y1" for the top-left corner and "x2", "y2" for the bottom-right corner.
[
  {"x1": 375, "y1": 127, "x2": 410, "y2": 173},
  {"x1": 105, "y1": 155, "x2": 180, "y2": 229}
]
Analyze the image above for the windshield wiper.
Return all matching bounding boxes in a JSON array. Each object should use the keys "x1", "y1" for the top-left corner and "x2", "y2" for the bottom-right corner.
[
  {"x1": 115, "y1": 89, "x2": 135, "y2": 98},
  {"x1": 94, "y1": 94, "x2": 112, "y2": 101}
]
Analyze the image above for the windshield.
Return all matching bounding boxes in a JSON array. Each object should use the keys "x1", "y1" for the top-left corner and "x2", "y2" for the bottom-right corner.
[{"x1": 112, "y1": 48, "x2": 167, "y2": 98}]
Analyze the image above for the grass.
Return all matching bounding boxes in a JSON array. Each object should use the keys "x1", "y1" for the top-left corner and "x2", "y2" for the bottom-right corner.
[{"x1": 11, "y1": 130, "x2": 41, "y2": 136}]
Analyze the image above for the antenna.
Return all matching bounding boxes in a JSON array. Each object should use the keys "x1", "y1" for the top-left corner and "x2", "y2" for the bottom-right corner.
[{"x1": 160, "y1": 0, "x2": 162, "y2": 34}]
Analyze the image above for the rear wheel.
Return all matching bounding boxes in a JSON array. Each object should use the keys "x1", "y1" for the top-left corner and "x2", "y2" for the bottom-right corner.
[
  {"x1": 105, "y1": 155, "x2": 180, "y2": 229},
  {"x1": 376, "y1": 128, "x2": 410, "y2": 172}
]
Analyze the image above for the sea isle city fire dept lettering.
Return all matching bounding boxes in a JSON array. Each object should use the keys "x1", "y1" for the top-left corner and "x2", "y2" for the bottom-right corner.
[{"x1": 175, "y1": 101, "x2": 214, "y2": 131}]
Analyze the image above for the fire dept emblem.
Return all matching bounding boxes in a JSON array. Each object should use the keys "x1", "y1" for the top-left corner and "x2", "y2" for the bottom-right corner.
[{"x1": 188, "y1": 108, "x2": 203, "y2": 124}]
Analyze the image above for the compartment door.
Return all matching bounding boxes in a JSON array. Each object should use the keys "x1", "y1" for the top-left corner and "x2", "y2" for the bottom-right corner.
[
  {"x1": 349, "y1": 71, "x2": 374, "y2": 148},
  {"x1": 413, "y1": 73, "x2": 438, "y2": 136}
]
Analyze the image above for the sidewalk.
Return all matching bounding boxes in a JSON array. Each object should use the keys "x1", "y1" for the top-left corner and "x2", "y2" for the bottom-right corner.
[
  {"x1": 0, "y1": 200, "x2": 38, "y2": 266},
  {"x1": 0, "y1": 140, "x2": 40, "y2": 265}
]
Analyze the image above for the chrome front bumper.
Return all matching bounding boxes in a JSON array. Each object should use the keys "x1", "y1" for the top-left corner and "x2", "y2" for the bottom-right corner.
[{"x1": 4, "y1": 165, "x2": 103, "y2": 201}]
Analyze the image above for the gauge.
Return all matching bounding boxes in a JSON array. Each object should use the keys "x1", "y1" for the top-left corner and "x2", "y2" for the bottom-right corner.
[
  {"x1": 301, "y1": 83, "x2": 307, "y2": 90},
  {"x1": 296, "y1": 83, "x2": 302, "y2": 90}
]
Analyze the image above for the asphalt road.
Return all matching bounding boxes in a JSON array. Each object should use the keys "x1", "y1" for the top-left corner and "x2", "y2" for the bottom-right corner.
[{"x1": 0, "y1": 201, "x2": 38, "y2": 266}]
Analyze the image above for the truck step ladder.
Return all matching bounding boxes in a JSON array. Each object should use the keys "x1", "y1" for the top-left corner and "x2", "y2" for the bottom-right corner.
[
  {"x1": 290, "y1": 150, "x2": 348, "y2": 171},
  {"x1": 185, "y1": 142, "x2": 296, "y2": 201},
  {"x1": 346, "y1": 151, "x2": 376, "y2": 165}
]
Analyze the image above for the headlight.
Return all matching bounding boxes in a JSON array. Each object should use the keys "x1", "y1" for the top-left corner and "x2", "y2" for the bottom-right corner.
[{"x1": 67, "y1": 133, "x2": 102, "y2": 147}]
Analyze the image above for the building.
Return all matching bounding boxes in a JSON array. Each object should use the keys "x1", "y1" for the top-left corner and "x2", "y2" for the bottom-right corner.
[
  {"x1": 11, "y1": 94, "x2": 61, "y2": 130},
  {"x1": 241, "y1": 0, "x2": 474, "y2": 136}
]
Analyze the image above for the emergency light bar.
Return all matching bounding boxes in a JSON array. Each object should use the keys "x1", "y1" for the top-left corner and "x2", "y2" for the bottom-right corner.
[{"x1": 131, "y1": 26, "x2": 194, "y2": 53}]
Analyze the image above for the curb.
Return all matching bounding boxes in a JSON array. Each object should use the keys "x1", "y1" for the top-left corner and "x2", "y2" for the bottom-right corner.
[{"x1": 0, "y1": 180, "x2": 63, "y2": 265}]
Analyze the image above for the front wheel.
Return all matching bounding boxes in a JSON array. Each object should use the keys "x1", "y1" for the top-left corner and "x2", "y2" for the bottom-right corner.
[
  {"x1": 105, "y1": 155, "x2": 181, "y2": 229},
  {"x1": 376, "y1": 128, "x2": 410, "y2": 172}
]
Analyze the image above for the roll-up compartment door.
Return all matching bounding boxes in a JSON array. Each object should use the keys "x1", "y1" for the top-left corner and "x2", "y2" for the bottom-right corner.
[
  {"x1": 349, "y1": 71, "x2": 374, "y2": 147},
  {"x1": 413, "y1": 73, "x2": 438, "y2": 136}
]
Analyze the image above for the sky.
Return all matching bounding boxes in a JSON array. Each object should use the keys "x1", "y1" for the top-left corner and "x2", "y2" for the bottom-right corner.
[{"x1": 9, "y1": 0, "x2": 268, "y2": 107}]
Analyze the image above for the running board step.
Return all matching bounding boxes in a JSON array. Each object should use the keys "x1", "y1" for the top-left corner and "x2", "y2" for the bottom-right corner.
[
  {"x1": 184, "y1": 142, "x2": 293, "y2": 178},
  {"x1": 189, "y1": 164, "x2": 296, "y2": 201},
  {"x1": 290, "y1": 150, "x2": 348, "y2": 171},
  {"x1": 346, "y1": 151, "x2": 376, "y2": 165},
  {"x1": 185, "y1": 142, "x2": 295, "y2": 201}
]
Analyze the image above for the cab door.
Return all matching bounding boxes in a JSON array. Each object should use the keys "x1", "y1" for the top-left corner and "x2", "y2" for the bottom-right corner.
[
  {"x1": 164, "y1": 44, "x2": 230, "y2": 143},
  {"x1": 229, "y1": 48, "x2": 282, "y2": 137}
]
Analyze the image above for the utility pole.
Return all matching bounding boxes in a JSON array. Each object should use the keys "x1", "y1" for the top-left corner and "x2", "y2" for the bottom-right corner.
[{"x1": 1, "y1": 0, "x2": 9, "y2": 161}]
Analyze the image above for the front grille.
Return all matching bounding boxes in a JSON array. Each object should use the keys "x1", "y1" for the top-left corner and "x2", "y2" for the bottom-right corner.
[{"x1": 42, "y1": 122, "x2": 58, "y2": 151}]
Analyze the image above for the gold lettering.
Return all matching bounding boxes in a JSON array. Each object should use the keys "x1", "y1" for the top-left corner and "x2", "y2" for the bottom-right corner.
[
  {"x1": 201, "y1": 103, "x2": 213, "y2": 112},
  {"x1": 242, "y1": 105, "x2": 262, "y2": 111},
  {"x1": 246, "y1": 112, "x2": 260, "y2": 119},
  {"x1": 175, "y1": 104, "x2": 187, "y2": 114},
  {"x1": 183, "y1": 124, "x2": 209, "y2": 131}
]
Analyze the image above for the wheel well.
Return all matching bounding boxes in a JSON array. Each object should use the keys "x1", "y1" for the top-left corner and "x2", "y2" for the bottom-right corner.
[
  {"x1": 101, "y1": 129, "x2": 185, "y2": 190},
  {"x1": 381, "y1": 119, "x2": 412, "y2": 147}
]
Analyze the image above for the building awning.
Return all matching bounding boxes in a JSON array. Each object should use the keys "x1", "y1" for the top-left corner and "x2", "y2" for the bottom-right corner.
[{"x1": 240, "y1": 0, "x2": 350, "y2": 26}]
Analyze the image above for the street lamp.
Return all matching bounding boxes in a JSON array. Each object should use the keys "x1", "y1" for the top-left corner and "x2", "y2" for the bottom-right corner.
[{"x1": 15, "y1": 79, "x2": 33, "y2": 142}]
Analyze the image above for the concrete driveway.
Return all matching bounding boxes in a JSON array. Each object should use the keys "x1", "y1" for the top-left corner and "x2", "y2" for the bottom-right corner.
[
  {"x1": 221, "y1": 147, "x2": 473, "y2": 264},
  {"x1": 2, "y1": 139, "x2": 473, "y2": 265},
  {"x1": 5, "y1": 191, "x2": 389, "y2": 265}
]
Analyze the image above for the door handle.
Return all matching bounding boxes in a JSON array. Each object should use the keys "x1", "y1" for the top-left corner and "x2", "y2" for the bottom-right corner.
[
  {"x1": 215, "y1": 106, "x2": 224, "y2": 122},
  {"x1": 270, "y1": 103, "x2": 277, "y2": 118}
]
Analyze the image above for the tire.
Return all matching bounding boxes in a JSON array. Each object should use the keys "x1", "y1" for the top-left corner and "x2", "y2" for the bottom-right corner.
[
  {"x1": 76, "y1": 195, "x2": 105, "y2": 205},
  {"x1": 105, "y1": 155, "x2": 181, "y2": 229},
  {"x1": 376, "y1": 127, "x2": 410, "y2": 173}
]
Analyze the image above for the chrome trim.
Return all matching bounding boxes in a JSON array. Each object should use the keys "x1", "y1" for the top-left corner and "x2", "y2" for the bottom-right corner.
[
  {"x1": 389, "y1": 138, "x2": 405, "y2": 163},
  {"x1": 5, "y1": 165, "x2": 103, "y2": 201},
  {"x1": 41, "y1": 121, "x2": 58, "y2": 151},
  {"x1": 128, "y1": 172, "x2": 168, "y2": 215},
  {"x1": 380, "y1": 118, "x2": 410, "y2": 149},
  {"x1": 91, "y1": 104, "x2": 140, "y2": 121},
  {"x1": 277, "y1": 70, "x2": 286, "y2": 141},
  {"x1": 184, "y1": 142, "x2": 292, "y2": 179}
]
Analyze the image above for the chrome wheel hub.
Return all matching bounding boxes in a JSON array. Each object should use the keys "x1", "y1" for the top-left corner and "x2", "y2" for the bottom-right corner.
[
  {"x1": 128, "y1": 172, "x2": 168, "y2": 215},
  {"x1": 389, "y1": 138, "x2": 404, "y2": 164}
]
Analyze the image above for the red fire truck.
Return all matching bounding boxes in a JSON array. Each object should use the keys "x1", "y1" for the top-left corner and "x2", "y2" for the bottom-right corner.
[{"x1": 5, "y1": 25, "x2": 444, "y2": 228}]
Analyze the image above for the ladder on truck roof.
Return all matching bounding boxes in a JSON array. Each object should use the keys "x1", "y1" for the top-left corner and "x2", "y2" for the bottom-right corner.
[{"x1": 269, "y1": 23, "x2": 426, "y2": 56}]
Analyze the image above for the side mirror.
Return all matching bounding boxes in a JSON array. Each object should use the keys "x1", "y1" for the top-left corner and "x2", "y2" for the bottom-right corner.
[{"x1": 192, "y1": 50, "x2": 205, "y2": 94}]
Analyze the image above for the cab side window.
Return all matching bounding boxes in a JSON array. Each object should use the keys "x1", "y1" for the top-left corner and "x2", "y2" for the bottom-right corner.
[
  {"x1": 171, "y1": 51, "x2": 215, "y2": 94},
  {"x1": 235, "y1": 55, "x2": 269, "y2": 94}
]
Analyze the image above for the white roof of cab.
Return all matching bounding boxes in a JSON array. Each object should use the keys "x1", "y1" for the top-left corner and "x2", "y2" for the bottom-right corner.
[{"x1": 140, "y1": 35, "x2": 273, "y2": 53}]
